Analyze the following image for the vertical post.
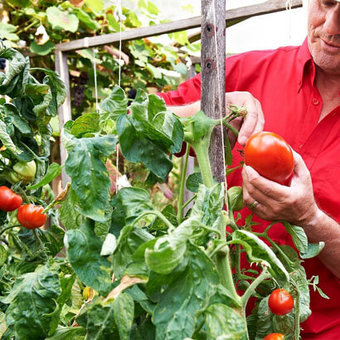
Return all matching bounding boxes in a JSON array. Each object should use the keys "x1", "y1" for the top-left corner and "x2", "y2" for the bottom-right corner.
[
  {"x1": 54, "y1": 49, "x2": 72, "y2": 188},
  {"x1": 201, "y1": 0, "x2": 226, "y2": 184}
]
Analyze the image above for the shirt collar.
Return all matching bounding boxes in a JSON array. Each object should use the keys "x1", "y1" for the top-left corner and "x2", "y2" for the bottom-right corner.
[{"x1": 297, "y1": 38, "x2": 315, "y2": 93}]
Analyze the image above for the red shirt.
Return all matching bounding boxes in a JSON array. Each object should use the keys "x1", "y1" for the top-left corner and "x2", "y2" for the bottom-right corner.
[{"x1": 159, "y1": 39, "x2": 340, "y2": 339}]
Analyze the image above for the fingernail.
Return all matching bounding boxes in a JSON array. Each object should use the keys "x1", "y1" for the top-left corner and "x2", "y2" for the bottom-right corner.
[{"x1": 239, "y1": 136, "x2": 246, "y2": 145}]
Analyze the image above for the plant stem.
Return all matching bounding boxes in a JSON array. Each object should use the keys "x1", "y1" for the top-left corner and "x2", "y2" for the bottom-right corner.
[
  {"x1": 192, "y1": 142, "x2": 214, "y2": 188},
  {"x1": 133, "y1": 210, "x2": 175, "y2": 230},
  {"x1": 216, "y1": 244, "x2": 242, "y2": 306},
  {"x1": 177, "y1": 144, "x2": 190, "y2": 224},
  {"x1": 182, "y1": 194, "x2": 197, "y2": 210},
  {"x1": 241, "y1": 266, "x2": 271, "y2": 308},
  {"x1": 0, "y1": 224, "x2": 21, "y2": 236}
]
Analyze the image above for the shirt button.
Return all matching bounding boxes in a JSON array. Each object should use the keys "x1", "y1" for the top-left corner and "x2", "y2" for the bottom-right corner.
[{"x1": 312, "y1": 98, "x2": 319, "y2": 105}]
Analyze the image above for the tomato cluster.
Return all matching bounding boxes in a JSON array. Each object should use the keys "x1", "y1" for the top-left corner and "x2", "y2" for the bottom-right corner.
[
  {"x1": 244, "y1": 131, "x2": 294, "y2": 184},
  {"x1": 0, "y1": 186, "x2": 46, "y2": 229}
]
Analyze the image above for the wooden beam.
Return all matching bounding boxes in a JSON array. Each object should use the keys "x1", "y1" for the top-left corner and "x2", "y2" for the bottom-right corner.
[
  {"x1": 54, "y1": 49, "x2": 72, "y2": 188},
  {"x1": 201, "y1": 0, "x2": 226, "y2": 184},
  {"x1": 55, "y1": 0, "x2": 302, "y2": 52}
]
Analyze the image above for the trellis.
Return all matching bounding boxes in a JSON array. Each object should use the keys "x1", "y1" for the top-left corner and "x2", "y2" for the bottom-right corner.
[{"x1": 55, "y1": 0, "x2": 303, "y2": 187}]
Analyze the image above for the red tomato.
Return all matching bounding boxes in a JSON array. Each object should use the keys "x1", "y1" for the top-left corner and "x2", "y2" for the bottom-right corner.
[
  {"x1": 0, "y1": 186, "x2": 23, "y2": 211},
  {"x1": 263, "y1": 333, "x2": 285, "y2": 340},
  {"x1": 17, "y1": 204, "x2": 47, "y2": 229},
  {"x1": 244, "y1": 132, "x2": 294, "y2": 184},
  {"x1": 268, "y1": 288, "x2": 294, "y2": 315}
]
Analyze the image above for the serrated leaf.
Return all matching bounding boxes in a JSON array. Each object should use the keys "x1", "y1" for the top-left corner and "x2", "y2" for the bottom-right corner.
[
  {"x1": 153, "y1": 244, "x2": 219, "y2": 340},
  {"x1": 65, "y1": 133, "x2": 117, "y2": 222},
  {"x1": 204, "y1": 303, "x2": 247, "y2": 339},
  {"x1": 0, "y1": 263, "x2": 61, "y2": 340},
  {"x1": 64, "y1": 219, "x2": 113, "y2": 295},
  {"x1": 232, "y1": 230, "x2": 290, "y2": 283}
]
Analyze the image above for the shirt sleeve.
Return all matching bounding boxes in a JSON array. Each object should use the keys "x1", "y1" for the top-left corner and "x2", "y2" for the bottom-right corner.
[{"x1": 157, "y1": 73, "x2": 202, "y2": 106}]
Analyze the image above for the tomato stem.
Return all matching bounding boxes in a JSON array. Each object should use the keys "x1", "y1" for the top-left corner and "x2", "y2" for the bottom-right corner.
[
  {"x1": 177, "y1": 143, "x2": 190, "y2": 224},
  {"x1": 133, "y1": 210, "x2": 175, "y2": 231},
  {"x1": 0, "y1": 224, "x2": 21, "y2": 236},
  {"x1": 241, "y1": 266, "x2": 271, "y2": 308}
]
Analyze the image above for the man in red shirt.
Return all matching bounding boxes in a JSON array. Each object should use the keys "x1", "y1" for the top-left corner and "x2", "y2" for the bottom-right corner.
[{"x1": 159, "y1": 0, "x2": 340, "y2": 338}]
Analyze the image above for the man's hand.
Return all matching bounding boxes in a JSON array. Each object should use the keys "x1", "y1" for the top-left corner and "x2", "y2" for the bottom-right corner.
[
  {"x1": 225, "y1": 91, "x2": 264, "y2": 146},
  {"x1": 241, "y1": 151, "x2": 319, "y2": 227},
  {"x1": 167, "y1": 91, "x2": 264, "y2": 146}
]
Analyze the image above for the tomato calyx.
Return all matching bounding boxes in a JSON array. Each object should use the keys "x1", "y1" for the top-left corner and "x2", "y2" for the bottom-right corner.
[
  {"x1": 17, "y1": 203, "x2": 47, "y2": 229},
  {"x1": 0, "y1": 186, "x2": 23, "y2": 211},
  {"x1": 268, "y1": 288, "x2": 294, "y2": 315}
]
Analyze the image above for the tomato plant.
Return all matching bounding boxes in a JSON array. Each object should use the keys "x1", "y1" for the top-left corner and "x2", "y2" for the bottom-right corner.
[
  {"x1": 244, "y1": 131, "x2": 294, "y2": 184},
  {"x1": 0, "y1": 45, "x2": 325, "y2": 340},
  {"x1": 268, "y1": 288, "x2": 294, "y2": 315},
  {"x1": 263, "y1": 333, "x2": 285, "y2": 340},
  {"x1": 0, "y1": 186, "x2": 22, "y2": 211},
  {"x1": 17, "y1": 204, "x2": 47, "y2": 229}
]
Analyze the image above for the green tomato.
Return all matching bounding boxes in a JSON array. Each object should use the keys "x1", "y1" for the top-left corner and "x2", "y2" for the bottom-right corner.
[
  {"x1": 227, "y1": 186, "x2": 244, "y2": 211},
  {"x1": 12, "y1": 160, "x2": 36, "y2": 183}
]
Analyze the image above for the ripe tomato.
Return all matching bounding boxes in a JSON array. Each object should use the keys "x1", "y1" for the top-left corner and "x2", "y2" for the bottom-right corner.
[
  {"x1": 263, "y1": 333, "x2": 285, "y2": 340},
  {"x1": 0, "y1": 186, "x2": 23, "y2": 211},
  {"x1": 17, "y1": 204, "x2": 47, "y2": 229},
  {"x1": 268, "y1": 288, "x2": 294, "y2": 315},
  {"x1": 244, "y1": 132, "x2": 294, "y2": 184}
]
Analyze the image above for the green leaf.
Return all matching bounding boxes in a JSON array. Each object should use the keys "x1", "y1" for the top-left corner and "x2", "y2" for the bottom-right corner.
[
  {"x1": 46, "y1": 7, "x2": 79, "y2": 33},
  {"x1": 70, "y1": 112, "x2": 100, "y2": 137},
  {"x1": 0, "y1": 263, "x2": 61, "y2": 340},
  {"x1": 117, "y1": 114, "x2": 172, "y2": 181},
  {"x1": 46, "y1": 326, "x2": 85, "y2": 340},
  {"x1": 232, "y1": 230, "x2": 290, "y2": 283},
  {"x1": 113, "y1": 293, "x2": 134, "y2": 340},
  {"x1": 0, "y1": 23, "x2": 19, "y2": 41},
  {"x1": 300, "y1": 242, "x2": 325, "y2": 259},
  {"x1": 138, "y1": 0, "x2": 159, "y2": 16},
  {"x1": 100, "y1": 86, "x2": 128, "y2": 116},
  {"x1": 64, "y1": 219, "x2": 113, "y2": 295},
  {"x1": 110, "y1": 187, "x2": 155, "y2": 236},
  {"x1": 204, "y1": 303, "x2": 247, "y2": 339},
  {"x1": 65, "y1": 133, "x2": 117, "y2": 222},
  {"x1": 27, "y1": 162, "x2": 62, "y2": 190},
  {"x1": 145, "y1": 215, "x2": 202, "y2": 275},
  {"x1": 77, "y1": 299, "x2": 119, "y2": 340},
  {"x1": 0, "y1": 47, "x2": 29, "y2": 97},
  {"x1": 73, "y1": 8, "x2": 100, "y2": 31},
  {"x1": 152, "y1": 244, "x2": 219, "y2": 340},
  {"x1": 168, "y1": 31, "x2": 189, "y2": 45},
  {"x1": 112, "y1": 224, "x2": 153, "y2": 279},
  {"x1": 29, "y1": 41, "x2": 55, "y2": 56},
  {"x1": 282, "y1": 222, "x2": 308, "y2": 254},
  {"x1": 59, "y1": 187, "x2": 86, "y2": 230},
  {"x1": 186, "y1": 172, "x2": 203, "y2": 193},
  {"x1": 84, "y1": 0, "x2": 104, "y2": 13},
  {"x1": 3, "y1": 103, "x2": 31, "y2": 134}
]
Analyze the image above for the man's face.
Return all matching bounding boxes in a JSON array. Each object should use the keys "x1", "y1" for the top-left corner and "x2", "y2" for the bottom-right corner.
[{"x1": 308, "y1": 0, "x2": 340, "y2": 75}]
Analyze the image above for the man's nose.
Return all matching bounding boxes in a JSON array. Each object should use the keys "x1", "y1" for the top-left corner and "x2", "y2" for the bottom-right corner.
[{"x1": 323, "y1": 5, "x2": 340, "y2": 36}]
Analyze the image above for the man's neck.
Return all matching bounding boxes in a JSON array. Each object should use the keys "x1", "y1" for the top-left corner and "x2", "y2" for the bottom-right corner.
[{"x1": 315, "y1": 67, "x2": 340, "y2": 121}]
